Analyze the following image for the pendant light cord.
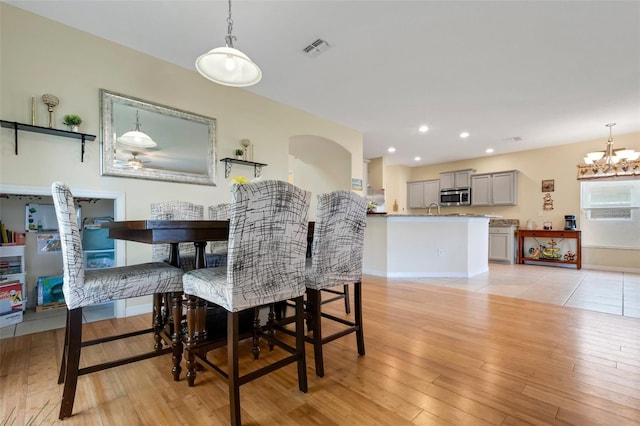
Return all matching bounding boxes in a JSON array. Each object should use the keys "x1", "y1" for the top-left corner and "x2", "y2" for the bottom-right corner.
[{"x1": 225, "y1": 0, "x2": 236, "y2": 48}]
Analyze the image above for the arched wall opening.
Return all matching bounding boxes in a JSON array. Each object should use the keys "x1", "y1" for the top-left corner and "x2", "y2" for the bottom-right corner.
[{"x1": 288, "y1": 135, "x2": 352, "y2": 218}]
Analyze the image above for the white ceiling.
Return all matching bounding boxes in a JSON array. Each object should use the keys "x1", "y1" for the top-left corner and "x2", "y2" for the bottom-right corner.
[{"x1": 6, "y1": 0, "x2": 640, "y2": 167}]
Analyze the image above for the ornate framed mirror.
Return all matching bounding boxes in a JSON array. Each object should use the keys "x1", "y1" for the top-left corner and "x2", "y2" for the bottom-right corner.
[{"x1": 100, "y1": 89, "x2": 217, "y2": 185}]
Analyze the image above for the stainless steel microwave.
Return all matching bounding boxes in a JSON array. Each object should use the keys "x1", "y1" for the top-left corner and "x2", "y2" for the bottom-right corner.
[{"x1": 440, "y1": 188, "x2": 471, "y2": 206}]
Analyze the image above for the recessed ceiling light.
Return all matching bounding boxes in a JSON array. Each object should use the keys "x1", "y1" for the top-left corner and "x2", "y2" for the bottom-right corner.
[
  {"x1": 414, "y1": 156, "x2": 421, "y2": 161},
  {"x1": 387, "y1": 147, "x2": 396, "y2": 153},
  {"x1": 418, "y1": 125, "x2": 429, "y2": 133},
  {"x1": 460, "y1": 132, "x2": 470, "y2": 138},
  {"x1": 485, "y1": 148, "x2": 494, "y2": 154}
]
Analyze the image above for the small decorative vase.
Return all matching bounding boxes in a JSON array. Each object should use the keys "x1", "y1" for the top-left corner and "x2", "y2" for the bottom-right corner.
[{"x1": 70, "y1": 125, "x2": 79, "y2": 132}]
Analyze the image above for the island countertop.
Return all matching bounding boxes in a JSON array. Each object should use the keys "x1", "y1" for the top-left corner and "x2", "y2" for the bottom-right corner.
[{"x1": 363, "y1": 214, "x2": 489, "y2": 278}]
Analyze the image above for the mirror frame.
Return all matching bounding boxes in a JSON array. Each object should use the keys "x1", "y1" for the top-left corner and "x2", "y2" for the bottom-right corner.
[{"x1": 100, "y1": 89, "x2": 217, "y2": 185}]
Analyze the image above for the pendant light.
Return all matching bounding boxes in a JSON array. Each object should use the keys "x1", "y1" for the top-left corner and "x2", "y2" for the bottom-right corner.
[
  {"x1": 195, "y1": 0, "x2": 262, "y2": 87},
  {"x1": 117, "y1": 110, "x2": 157, "y2": 149}
]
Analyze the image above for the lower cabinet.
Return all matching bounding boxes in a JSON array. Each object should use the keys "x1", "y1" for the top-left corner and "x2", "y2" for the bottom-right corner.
[
  {"x1": 407, "y1": 179, "x2": 439, "y2": 209},
  {"x1": 471, "y1": 170, "x2": 518, "y2": 206},
  {"x1": 489, "y1": 226, "x2": 516, "y2": 264}
]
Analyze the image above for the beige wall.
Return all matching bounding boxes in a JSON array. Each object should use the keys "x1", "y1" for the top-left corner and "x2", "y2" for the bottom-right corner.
[
  {"x1": 0, "y1": 5, "x2": 363, "y2": 310},
  {"x1": 383, "y1": 133, "x2": 640, "y2": 271},
  {"x1": 0, "y1": 4, "x2": 363, "y2": 222}
]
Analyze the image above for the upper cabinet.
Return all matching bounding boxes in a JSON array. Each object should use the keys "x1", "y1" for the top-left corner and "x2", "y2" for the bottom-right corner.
[
  {"x1": 407, "y1": 179, "x2": 440, "y2": 208},
  {"x1": 440, "y1": 169, "x2": 475, "y2": 190},
  {"x1": 471, "y1": 174, "x2": 491, "y2": 206},
  {"x1": 471, "y1": 170, "x2": 519, "y2": 206}
]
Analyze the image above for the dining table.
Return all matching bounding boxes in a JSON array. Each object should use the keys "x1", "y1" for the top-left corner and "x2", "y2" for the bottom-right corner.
[
  {"x1": 101, "y1": 219, "x2": 229, "y2": 381},
  {"x1": 100, "y1": 219, "x2": 315, "y2": 381}
]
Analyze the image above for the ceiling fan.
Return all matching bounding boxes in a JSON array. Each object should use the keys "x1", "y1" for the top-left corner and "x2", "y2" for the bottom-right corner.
[{"x1": 114, "y1": 151, "x2": 151, "y2": 169}]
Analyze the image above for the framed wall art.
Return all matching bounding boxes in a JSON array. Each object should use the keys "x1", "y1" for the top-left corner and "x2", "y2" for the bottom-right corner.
[{"x1": 542, "y1": 179, "x2": 555, "y2": 192}]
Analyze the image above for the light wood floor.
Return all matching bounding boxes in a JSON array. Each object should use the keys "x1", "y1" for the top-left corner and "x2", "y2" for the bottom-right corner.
[{"x1": 1, "y1": 272, "x2": 639, "y2": 425}]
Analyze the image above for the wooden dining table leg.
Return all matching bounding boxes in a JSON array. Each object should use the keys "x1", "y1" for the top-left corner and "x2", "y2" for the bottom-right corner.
[
  {"x1": 171, "y1": 291, "x2": 184, "y2": 381},
  {"x1": 184, "y1": 294, "x2": 201, "y2": 387},
  {"x1": 167, "y1": 242, "x2": 183, "y2": 380},
  {"x1": 192, "y1": 241, "x2": 208, "y2": 373},
  {"x1": 153, "y1": 293, "x2": 164, "y2": 351}
]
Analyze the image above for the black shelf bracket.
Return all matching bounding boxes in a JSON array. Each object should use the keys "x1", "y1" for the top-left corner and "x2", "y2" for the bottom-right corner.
[
  {"x1": 220, "y1": 157, "x2": 268, "y2": 179},
  {"x1": 1, "y1": 120, "x2": 97, "y2": 162}
]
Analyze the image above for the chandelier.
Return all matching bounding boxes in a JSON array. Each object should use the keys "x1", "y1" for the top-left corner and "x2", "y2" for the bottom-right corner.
[{"x1": 577, "y1": 123, "x2": 640, "y2": 180}]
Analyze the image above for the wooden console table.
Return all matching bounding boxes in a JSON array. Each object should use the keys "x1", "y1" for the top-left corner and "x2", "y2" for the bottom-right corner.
[{"x1": 517, "y1": 229, "x2": 581, "y2": 269}]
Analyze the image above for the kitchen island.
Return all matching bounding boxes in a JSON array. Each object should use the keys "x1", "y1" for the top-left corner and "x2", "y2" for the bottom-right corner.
[{"x1": 363, "y1": 214, "x2": 490, "y2": 278}]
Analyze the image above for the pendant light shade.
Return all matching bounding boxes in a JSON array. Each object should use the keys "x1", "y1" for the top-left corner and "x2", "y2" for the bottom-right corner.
[
  {"x1": 117, "y1": 130, "x2": 156, "y2": 148},
  {"x1": 196, "y1": 46, "x2": 262, "y2": 87},
  {"x1": 116, "y1": 110, "x2": 157, "y2": 148},
  {"x1": 196, "y1": 0, "x2": 262, "y2": 87}
]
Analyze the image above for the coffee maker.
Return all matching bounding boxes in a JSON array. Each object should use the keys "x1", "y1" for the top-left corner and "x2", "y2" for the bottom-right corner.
[{"x1": 564, "y1": 215, "x2": 577, "y2": 230}]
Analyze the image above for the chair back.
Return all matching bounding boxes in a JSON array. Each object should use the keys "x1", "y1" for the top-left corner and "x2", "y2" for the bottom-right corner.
[
  {"x1": 226, "y1": 180, "x2": 311, "y2": 309},
  {"x1": 308, "y1": 190, "x2": 367, "y2": 287},
  {"x1": 51, "y1": 181, "x2": 85, "y2": 305},
  {"x1": 150, "y1": 201, "x2": 204, "y2": 261},
  {"x1": 208, "y1": 203, "x2": 231, "y2": 254}
]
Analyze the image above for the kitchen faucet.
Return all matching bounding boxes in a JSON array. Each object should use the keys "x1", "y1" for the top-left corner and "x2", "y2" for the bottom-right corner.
[{"x1": 427, "y1": 202, "x2": 441, "y2": 215}]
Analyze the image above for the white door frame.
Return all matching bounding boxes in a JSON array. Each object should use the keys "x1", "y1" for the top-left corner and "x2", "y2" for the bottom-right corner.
[{"x1": 0, "y1": 183, "x2": 127, "y2": 317}]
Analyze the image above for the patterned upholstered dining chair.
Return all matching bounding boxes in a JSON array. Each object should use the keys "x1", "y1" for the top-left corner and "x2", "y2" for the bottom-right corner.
[
  {"x1": 182, "y1": 180, "x2": 310, "y2": 426},
  {"x1": 51, "y1": 182, "x2": 184, "y2": 420},
  {"x1": 150, "y1": 200, "x2": 204, "y2": 271},
  {"x1": 304, "y1": 190, "x2": 368, "y2": 377},
  {"x1": 206, "y1": 202, "x2": 231, "y2": 267}
]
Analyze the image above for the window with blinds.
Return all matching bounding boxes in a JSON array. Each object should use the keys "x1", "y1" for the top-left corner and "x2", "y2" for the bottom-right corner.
[{"x1": 580, "y1": 179, "x2": 640, "y2": 249}]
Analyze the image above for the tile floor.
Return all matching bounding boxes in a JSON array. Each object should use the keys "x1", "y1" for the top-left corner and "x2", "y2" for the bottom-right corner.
[
  {"x1": 408, "y1": 263, "x2": 640, "y2": 318},
  {"x1": 1, "y1": 264, "x2": 638, "y2": 340}
]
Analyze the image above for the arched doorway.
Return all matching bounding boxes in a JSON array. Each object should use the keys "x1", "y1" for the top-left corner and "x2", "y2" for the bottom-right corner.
[{"x1": 289, "y1": 135, "x2": 352, "y2": 217}]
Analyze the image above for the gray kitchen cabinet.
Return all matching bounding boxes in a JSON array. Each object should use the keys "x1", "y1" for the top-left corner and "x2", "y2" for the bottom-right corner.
[
  {"x1": 491, "y1": 171, "x2": 518, "y2": 205},
  {"x1": 440, "y1": 169, "x2": 474, "y2": 190},
  {"x1": 471, "y1": 170, "x2": 518, "y2": 206},
  {"x1": 489, "y1": 226, "x2": 517, "y2": 263},
  {"x1": 471, "y1": 174, "x2": 491, "y2": 206},
  {"x1": 407, "y1": 179, "x2": 439, "y2": 208}
]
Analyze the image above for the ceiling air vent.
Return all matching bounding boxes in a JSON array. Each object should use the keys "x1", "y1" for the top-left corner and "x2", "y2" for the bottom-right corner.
[
  {"x1": 302, "y1": 38, "x2": 330, "y2": 57},
  {"x1": 502, "y1": 136, "x2": 523, "y2": 143}
]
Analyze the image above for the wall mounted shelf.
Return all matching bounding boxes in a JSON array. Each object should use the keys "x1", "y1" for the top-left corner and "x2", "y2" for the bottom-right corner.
[
  {"x1": 220, "y1": 158, "x2": 267, "y2": 178},
  {"x1": 1, "y1": 120, "x2": 96, "y2": 162}
]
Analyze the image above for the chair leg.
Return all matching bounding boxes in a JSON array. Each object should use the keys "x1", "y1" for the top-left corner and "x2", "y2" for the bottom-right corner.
[
  {"x1": 354, "y1": 281, "x2": 365, "y2": 356},
  {"x1": 343, "y1": 284, "x2": 351, "y2": 314},
  {"x1": 59, "y1": 308, "x2": 83, "y2": 420},
  {"x1": 228, "y1": 311, "x2": 241, "y2": 426},
  {"x1": 294, "y1": 296, "x2": 308, "y2": 392},
  {"x1": 57, "y1": 309, "x2": 70, "y2": 385},
  {"x1": 307, "y1": 288, "x2": 325, "y2": 377}
]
